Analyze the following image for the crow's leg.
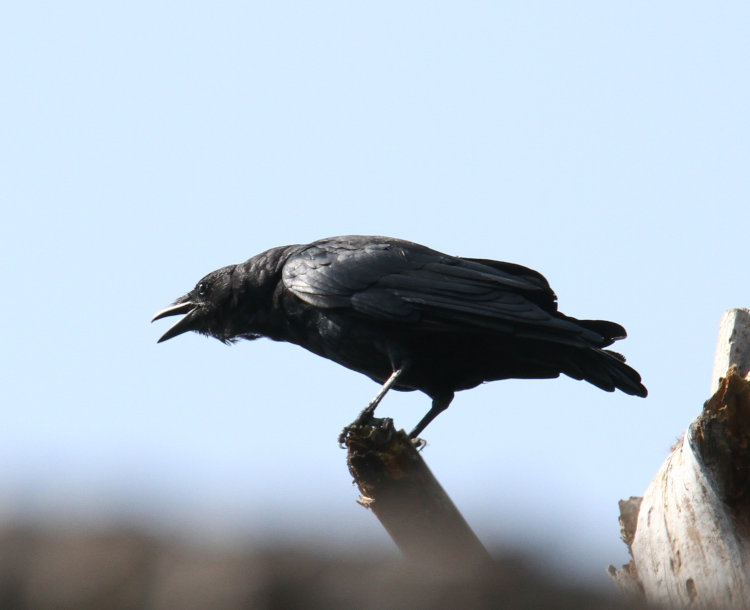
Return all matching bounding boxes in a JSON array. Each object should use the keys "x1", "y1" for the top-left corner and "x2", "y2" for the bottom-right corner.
[
  {"x1": 354, "y1": 367, "x2": 405, "y2": 425},
  {"x1": 338, "y1": 368, "x2": 404, "y2": 445},
  {"x1": 409, "y1": 391, "x2": 454, "y2": 439}
]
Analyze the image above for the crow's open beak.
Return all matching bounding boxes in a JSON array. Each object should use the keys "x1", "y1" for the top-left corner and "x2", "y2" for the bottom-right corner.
[{"x1": 152, "y1": 301, "x2": 198, "y2": 343}]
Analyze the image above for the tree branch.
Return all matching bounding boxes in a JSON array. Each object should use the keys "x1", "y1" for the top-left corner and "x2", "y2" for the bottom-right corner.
[{"x1": 343, "y1": 419, "x2": 490, "y2": 566}]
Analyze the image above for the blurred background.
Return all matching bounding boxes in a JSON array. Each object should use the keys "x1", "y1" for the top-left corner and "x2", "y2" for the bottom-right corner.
[{"x1": 2, "y1": 1, "x2": 748, "y2": 603}]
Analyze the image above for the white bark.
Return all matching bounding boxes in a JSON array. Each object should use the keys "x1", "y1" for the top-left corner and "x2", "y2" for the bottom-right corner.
[
  {"x1": 711, "y1": 308, "x2": 750, "y2": 393},
  {"x1": 627, "y1": 432, "x2": 750, "y2": 608},
  {"x1": 610, "y1": 309, "x2": 750, "y2": 609}
]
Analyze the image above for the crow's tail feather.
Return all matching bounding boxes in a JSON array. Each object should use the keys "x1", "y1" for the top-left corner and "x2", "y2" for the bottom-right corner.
[
  {"x1": 575, "y1": 319, "x2": 627, "y2": 348},
  {"x1": 561, "y1": 347, "x2": 647, "y2": 397}
]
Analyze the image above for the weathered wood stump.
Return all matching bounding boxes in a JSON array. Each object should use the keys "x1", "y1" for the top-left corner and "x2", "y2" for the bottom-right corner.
[
  {"x1": 610, "y1": 308, "x2": 750, "y2": 609},
  {"x1": 343, "y1": 418, "x2": 490, "y2": 566}
]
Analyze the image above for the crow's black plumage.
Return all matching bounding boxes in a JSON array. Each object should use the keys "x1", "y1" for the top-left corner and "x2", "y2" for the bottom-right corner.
[{"x1": 153, "y1": 235, "x2": 647, "y2": 438}]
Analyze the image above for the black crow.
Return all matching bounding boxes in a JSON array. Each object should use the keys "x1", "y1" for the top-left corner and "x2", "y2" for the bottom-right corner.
[{"x1": 153, "y1": 235, "x2": 647, "y2": 439}]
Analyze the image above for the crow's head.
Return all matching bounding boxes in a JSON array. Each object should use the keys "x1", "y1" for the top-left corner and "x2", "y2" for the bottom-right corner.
[{"x1": 152, "y1": 265, "x2": 251, "y2": 344}]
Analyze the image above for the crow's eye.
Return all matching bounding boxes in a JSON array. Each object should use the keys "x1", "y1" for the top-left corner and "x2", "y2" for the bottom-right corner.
[{"x1": 197, "y1": 282, "x2": 208, "y2": 296}]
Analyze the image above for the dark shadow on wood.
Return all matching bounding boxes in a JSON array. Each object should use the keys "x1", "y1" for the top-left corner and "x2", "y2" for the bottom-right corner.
[{"x1": 692, "y1": 367, "x2": 750, "y2": 509}]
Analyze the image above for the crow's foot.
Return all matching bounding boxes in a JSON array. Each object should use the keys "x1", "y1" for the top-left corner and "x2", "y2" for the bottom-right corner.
[{"x1": 338, "y1": 416, "x2": 394, "y2": 448}]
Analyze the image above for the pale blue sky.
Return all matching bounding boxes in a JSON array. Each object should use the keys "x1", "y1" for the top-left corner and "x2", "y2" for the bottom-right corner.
[{"x1": 2, "y1": 2, "x2": 748, "y2": 585}]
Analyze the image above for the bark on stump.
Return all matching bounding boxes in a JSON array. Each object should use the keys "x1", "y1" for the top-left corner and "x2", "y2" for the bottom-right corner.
[{"x1": 610, "y1": 308, "x2": 750, "y2": 609}]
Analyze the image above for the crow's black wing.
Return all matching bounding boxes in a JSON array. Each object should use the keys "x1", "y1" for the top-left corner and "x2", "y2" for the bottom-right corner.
[{"x1": 282, "y1": 236, "x2": 606, "y2": 346}]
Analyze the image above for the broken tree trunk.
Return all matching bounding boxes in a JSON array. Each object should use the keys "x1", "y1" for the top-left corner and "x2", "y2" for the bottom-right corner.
[
  {"x1": 609, "y1": 308, "x2": 750, "y2": 609},
  {"x1": 343, "y1": 418, "x2": 490, "y2": 566}
]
